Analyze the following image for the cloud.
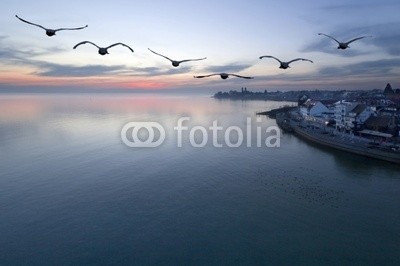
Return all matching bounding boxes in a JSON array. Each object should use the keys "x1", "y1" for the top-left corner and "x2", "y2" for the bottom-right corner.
[
  {"x1": 252, "y1": 58, "x2": 400, "y2": 81},
  {"x1": 321, "y1": 1, "x2": 398, "y2": 12},
  {"x1": 34, "y1": 63, "x2": 127, "y2": 77},
  {"x1": 0, "y1": 39, "x2": 67, "y2": 62},
  {"x1": 203, "y1": 63, "x2": 252, "y2": 73},
  {"x1": 0, "y1": 37, "x2": 193, "y2": 78},
  {"x1": 0, "y1": 46, "x2": 44, "y2": 60},
  {"x1": 32, "y1": 62, "x2": 193, "y2": 77},
  {"x1": 365, "y1": 23, "x2": 400, "y2": 56},
  {"x1": 318, "y1": 58, "x2": 400, "y2": 77},
  {"x1": 0, "y1": 44, "x2": 126, "y2": 77},
  {"x1": 127, "y1": 65, "x2": 192, "y2": 76}
]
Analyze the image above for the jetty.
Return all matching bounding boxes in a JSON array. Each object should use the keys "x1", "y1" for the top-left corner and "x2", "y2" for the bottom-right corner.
[{"x1": 257, "y1": 106, "x2": 296, "y2": 119}]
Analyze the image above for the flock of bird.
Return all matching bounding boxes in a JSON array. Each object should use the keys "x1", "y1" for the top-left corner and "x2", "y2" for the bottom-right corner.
[{"x1": 15, "y1": 15, "x2": 373, "y2": 80}]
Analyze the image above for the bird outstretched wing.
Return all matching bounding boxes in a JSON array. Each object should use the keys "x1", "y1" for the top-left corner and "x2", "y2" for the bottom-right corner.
[
  {"x1": 346, "y1": 36, "x2": 372, "y2": 45},
  {"x1": 259, "y1": 55, "x2": 282, "y2": 63},
  {"x1": 193, "y1": 74, "x2": 219, "y2": 78},
  {"x1": 318, "y1": 33, "x2": 340, "y2": 44},
  {"x1": 73, "y1": 41, "x2": 100, "y2": 49},
  {"x1": 55, "y1": 25, "x2": 88, "y2": 32},
  {"x1": 107, "y1": 43, "x2": 134, "y2": 52},
  {"x1": 287, "y1": 58, "x2": 313, "y2": 64},
  {"x1": 179, "y1": 57, "x2": 207, "y2": 64},
  {"x1": 15, "y1": 15, "x2": 47, "y2": 30},
  {"x1": 230, "y1": 74, "x2": 254, "y2": 79},
  {"x1": 148, "y1": 48, "x2": 173, "y2": 62}
]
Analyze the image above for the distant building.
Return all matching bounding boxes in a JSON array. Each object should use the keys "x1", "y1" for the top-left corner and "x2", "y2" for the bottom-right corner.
[
  {"x1": 334, "y1": 101, "x2": 357, "y2": 130},
  {"x1": 345, "y1": 104, "x2": 374, "y2": 130},
  {"x1": 377, "y1": 105, "x2": 397, "y2": 116},
  {"x1": 364, "y1": 116, "x2": 397, "y2": 134},
  {"x1": 383, "y1": 83, "x2": 400, "y2": 102},
  {"x1": 300, "y1": 100, "x2": 330, "y2": 120},
  {"x1": 298, "y1": 95, "x2": 309, "y2": 106},
  {"x1": 384, "y1": 83, "x2": 395, "y2": 97}
]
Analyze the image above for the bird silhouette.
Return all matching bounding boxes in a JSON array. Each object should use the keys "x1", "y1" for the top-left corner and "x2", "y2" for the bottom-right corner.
[
  {"x1": 318, "y1": 33, "x2": 372, "y2": 49},
  {"x1": 148, "y1": 48, "x2": 206, "y2": 67},
  {"x1": 73, "y1": 41, "x2": 134, "y2": 55},
  {"x1": 15, "y1": 15, "x2": 87, "y2": 37},
  {"x1": 193, "y1": 73, "x2": 254, "y2": 79},
  {"x1": 259, "y1": 55, "x2": 313, "y2": 69}
]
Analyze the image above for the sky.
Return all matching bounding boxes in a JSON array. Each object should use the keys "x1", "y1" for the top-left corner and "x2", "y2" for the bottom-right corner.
[{"x1": 1, "y1": 0, "x2": 400, "y2": 92}]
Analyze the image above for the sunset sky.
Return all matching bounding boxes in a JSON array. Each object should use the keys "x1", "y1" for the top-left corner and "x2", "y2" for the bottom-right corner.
[{"x1": 1, "y1": 0, "x2": 400, "y2": 92}]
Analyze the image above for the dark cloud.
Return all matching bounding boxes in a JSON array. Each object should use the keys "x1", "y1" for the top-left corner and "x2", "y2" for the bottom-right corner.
[
  {"x1": 0, "y1": 39, "x2": 66, "y2": 61},
  {"x1": 128, "y1": 65, "x2": 192, "y2": 76},
  {"x1": 33, "y1": 62, "x2": 193, "y2": 77},
  {"x1": 0, "y1": 44, "x2": 125, "y2": 77},
  {"x1": 253, "y1": 58, "x2": 400, "y2": 81},
  {"x1": 0, "y1": 47, "x2": 43, "y2": 60},
  {"x1": 203, "y1": 63, "x2": 252, "y2": 73},
  {"x1": 322, "y1": 1, "x2": 398, "y2": 12},
  {"x1": 318, "y1": 58, "x2": 400, "y2": 77},
  {"x1": 366, "y1": 23, "x2": 400, "y2": 56},
  {"x1": 34, "y1": 63, "x2": 127, "y2": 77},
  {"x1": 0, "y1": 37, "x2": 193, "y2": 77},
  {"x1": 248, "y1": 58, "x2": 400, "y2": 89}
]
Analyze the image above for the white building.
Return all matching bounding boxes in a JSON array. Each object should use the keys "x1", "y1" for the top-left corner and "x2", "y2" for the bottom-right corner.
[
  {"x1": 335, "y1": 101, "x2": 375, "y2": 131},
  {"x1": 346, "y1": 104, "x2": 374, "y2": 130},
  {"x1": 334, "y1": 101, "x2": 357, "y2": 130},
  {"x1": 300, "y1": 100, "x2": 330, "y2": 120}
]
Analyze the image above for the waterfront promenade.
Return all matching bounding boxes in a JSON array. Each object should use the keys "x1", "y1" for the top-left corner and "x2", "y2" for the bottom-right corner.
[{"x1": 276, "y1": 112, "x2": 400, "y2": 164}]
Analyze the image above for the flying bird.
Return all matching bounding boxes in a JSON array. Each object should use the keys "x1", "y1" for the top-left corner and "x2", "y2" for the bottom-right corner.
[
  {"x1": 318, "y1": 33, "x2": 372, "y2": 49},
  {"x1": 193, "y1": 73, "x2": 254, "y2": 79},
  {"x1": 73, "y1": 41, "x2": 134, "y2": 55},
  {"x1": 15, "y1": 15, "x2": 87, "y2": 37},
  {"x1": 148, "y1": 48, "x2": 206, "y2": 67},
  {"x1": 259, "y1": 56, "x2": 313, "y2": 69}
]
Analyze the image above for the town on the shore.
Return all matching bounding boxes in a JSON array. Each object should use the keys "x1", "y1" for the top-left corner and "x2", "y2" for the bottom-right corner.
[{"x1": 214, "y1": 84, "x2": 400, "y2": 140}]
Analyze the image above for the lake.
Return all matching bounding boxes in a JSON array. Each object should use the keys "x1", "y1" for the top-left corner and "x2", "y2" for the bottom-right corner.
[{"x1": 0, "y1": 93, "x2": 399, "y2": 265}]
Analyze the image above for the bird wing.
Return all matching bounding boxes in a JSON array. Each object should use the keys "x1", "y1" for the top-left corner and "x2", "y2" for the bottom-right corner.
[
  {"x1": 318, "y1": 33, "x2": 340, "y2": 44},
  {"x1": 55, "y1": 25, "x2": 88, "y2": 32},
  {"x1": 193, "y1": 74, "x2": 219, "y2": 78},
  {"x1": 287, "y1": 58, "x2": 313, "y2": 64},
  {"x1": 15, "y1": 15, "x2": 47, "y2": 30},
  {"x1": 230, "y1": 74, "x2": 254, "y2": 79},
  {"x1": 346, "y1": 36, "x2": 372, "y2": 45},
  {"x1": 259, "y1": 55, "x2": 282, "y2": 63},
  {"x1": 107, "y1": 43, "x2": 134, "y2": 52},
  {"x1": 73, "y1": 41, "x2": 99, "y2": 49},
  {"x1": 148, "y1": 48, "x2": 173, "y2": 62},
  {"x1": 179, "y1": 57, "x2": 207, "y2": 63}
]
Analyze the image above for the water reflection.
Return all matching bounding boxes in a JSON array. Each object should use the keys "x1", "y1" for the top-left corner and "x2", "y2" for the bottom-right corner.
[{"x1": 0, "y1": 93, "x2": 399, "y2": 264}]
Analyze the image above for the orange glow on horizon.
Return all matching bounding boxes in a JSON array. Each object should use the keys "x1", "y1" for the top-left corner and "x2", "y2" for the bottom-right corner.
[{"x1": 0, "y1": 72, "x2": 189, "y2": 90}]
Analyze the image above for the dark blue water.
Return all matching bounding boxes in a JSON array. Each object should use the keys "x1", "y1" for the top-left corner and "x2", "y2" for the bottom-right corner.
[{"x1": 1, "y1": 94, "x2": 399, "y2": 265}]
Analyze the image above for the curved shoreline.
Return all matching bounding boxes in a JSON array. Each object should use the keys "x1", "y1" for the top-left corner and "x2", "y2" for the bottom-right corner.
[{"x1": 276, "y1": 114, "x2": 400, "y2": 164}]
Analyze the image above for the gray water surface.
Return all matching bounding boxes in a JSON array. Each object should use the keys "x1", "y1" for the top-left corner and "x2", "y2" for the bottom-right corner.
[{"x1": 1, "y1": 94, "x2": 399, "y2": 265}]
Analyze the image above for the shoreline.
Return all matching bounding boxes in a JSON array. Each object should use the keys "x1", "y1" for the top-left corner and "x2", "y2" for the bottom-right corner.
[{"x1": 269, "y1": 110, "x2": 400, "y2": 164}]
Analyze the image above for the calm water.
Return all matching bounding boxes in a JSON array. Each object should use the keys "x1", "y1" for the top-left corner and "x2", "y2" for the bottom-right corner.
[{"x1": 0, "y1": 93, "x2": 399, "y2": 265}]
